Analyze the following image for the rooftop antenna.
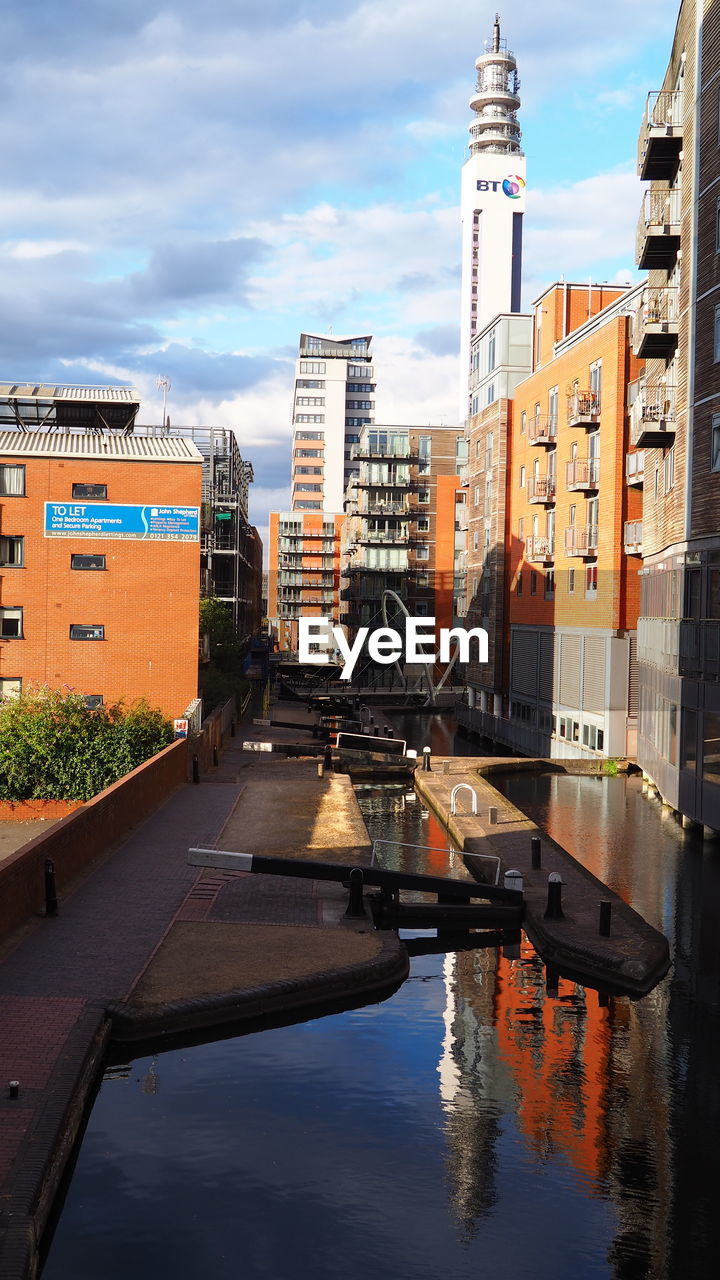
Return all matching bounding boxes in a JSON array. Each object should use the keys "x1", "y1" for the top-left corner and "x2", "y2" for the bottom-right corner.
[
  {"x1": 156, "y1": 375, "x2": 171, "y2": 431},
  {"x1": 493, "y1": 12, "x2": 501, "y2": 52}
]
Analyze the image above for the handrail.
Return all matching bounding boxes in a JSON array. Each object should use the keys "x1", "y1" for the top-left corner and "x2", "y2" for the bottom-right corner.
[{"x1": 450, "y1": 782, "x2": 478, "y2": 816}]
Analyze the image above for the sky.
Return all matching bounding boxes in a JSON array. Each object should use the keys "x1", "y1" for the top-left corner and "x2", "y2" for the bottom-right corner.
[{"x1": 0, "y1": 0, "x2": 681, "y2": 546}]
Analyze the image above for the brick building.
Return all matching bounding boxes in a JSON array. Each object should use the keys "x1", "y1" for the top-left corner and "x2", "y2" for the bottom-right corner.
[
  {"x1": 633, "y1": 0, "x2": 720, "y2": 831},
  {"x1": 460, "y1": 283, "x2": 645, "y2": 758},
  {"x1": 267, "y1": 510, "x2": 344, "y2": 653},
  {"x1": 0, "y1": 431, "x2": 202, "y2": 718}
]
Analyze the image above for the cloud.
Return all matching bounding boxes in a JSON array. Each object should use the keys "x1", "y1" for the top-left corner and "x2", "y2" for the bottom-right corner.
[
  {"x1": 129, "y1": 237, "x2": 268, "y2": 308},
  {"x1": 413, "y1": 324, "x2": 461, "y2": 357}
]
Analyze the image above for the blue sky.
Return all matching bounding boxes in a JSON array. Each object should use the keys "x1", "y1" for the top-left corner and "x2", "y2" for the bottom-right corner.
[{"x1": 0, "y1": 0, "x2": 680, "y2": 541}]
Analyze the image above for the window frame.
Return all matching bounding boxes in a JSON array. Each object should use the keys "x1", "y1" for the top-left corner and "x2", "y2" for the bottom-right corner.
[
  {"x1": 72, "y1": 483, "x2": 107, "y2": 500},
  {"x1": 0, "y1": 535, "x2": 24, "y2": 568},
  {"x1": 0, "y1": 607, "x2": 23, "y2": 639},
  {"x1": 71, "y1": 554, "x2": 107, "y2": 571},
  {"x1": 0, "y1": 464, "x2": 26, "y2": 497},
  {"x1": 69, "y1": 624, "x2": 105, "y2": 641}
]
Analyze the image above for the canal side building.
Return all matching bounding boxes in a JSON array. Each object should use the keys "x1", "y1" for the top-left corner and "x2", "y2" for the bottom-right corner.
[
  {"x1": 633, "y1": 0, "x2": 720, "y2": 832},
  {"x1": 0, "y1": 426, "x2": 202, "y2": 718},
  {"x1": 459, "y1": 283, "x2": 645, "y2": 759}
]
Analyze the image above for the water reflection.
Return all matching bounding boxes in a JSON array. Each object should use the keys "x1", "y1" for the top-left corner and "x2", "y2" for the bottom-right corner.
[{"x1": 43, "y1": 775, "x2": 720, "y2": 1279}]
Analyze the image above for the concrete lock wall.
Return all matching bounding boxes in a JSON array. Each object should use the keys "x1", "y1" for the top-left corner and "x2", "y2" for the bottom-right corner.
[{"x1": 0, "y1": 737, "x2": 189, "y2": 942}]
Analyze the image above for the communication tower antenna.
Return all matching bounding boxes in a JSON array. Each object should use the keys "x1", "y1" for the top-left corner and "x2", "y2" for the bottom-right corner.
[{"x1": 156, "y1": 375, "x2": 171, "y2": 430}]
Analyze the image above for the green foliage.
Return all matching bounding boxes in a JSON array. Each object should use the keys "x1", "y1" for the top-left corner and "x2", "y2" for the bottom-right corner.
[
  {"x1": 0, "y1": 687, "x2": 173, "y2": 802},
  {"x1": 198, "y1": 665, "x2": 249, "y2": 715},
  {"x1": 199, "y1": 597, "x2": 234, "y2": 646},
  {"x1": 603, "y1": 758, "x2": 619, "y2": 777}
]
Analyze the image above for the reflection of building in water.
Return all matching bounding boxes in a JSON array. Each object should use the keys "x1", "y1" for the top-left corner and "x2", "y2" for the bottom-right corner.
[{"x1": 439, "y1": 932, "x2": 672, "y2": 1268}]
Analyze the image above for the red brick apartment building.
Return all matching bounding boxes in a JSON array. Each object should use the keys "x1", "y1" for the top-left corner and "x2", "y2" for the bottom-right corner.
[
  {"x1": 0, "y1": 431, "x2": 202, "y2": 718},
  {"x1": 459, "y1": 283, "x2": 645, "y2": 759},
  {"x1": 267, "y1": 510, "x2": 344, "y2": 653}
]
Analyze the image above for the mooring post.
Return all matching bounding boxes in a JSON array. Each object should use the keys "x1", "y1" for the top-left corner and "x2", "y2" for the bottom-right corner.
[
  {"x1": 531, "y1": 836, "x2": 542, "y2": 870},
  {"x1": 8, "y1": 1081, "x2": 19, "y2": 1101},
  {"x1": 504, "y1": 868, "x2": 523, "y2": 893},
  {"x1": 422, "y1": 746, "x2": 432, "y2": 772},
  {"x1": 192, "y1": 753, "x2": 200, "y2": 784},
  {"x1": 44, "y1": 858, "x2": 58, "y2": 918},
  {"x1": 344, "y1": 868, "x2": 365, "y2": 918},
  {"x1": 544, "y1": 872, "x2": 564, "y2": 919},
  {"x1": 599, "y1": 900, "x2": 612, "y2": 937},
  {"x1": 323, "y1": 743, "x2": 333, "y2": 771},
  {"x1": 488, "y1": 806, "x2": 497, "y2": 824},
  {"x1": 212, "y1": 744, "x2": 219, "y2": 768},
  {"x1": 317, "y1": 761, "x2": 324, "y2": 778}
]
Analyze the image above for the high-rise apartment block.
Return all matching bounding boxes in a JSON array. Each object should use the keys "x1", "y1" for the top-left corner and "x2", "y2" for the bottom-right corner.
[
  {"x1": 290, "y1": 333, "x2": 374, "y2": 513},
  {"x1": 460, "y1": 16, "x2": 525, "y2": 407},
  {"x1": 266, "y1": 510, "x2": 344, "y2": 653},
  {"x1": 633, "y1": 0, "x2": 720, "y2": 831}
]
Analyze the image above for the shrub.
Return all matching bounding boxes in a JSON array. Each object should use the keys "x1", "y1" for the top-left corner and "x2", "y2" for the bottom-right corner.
[{"x1": 0, "y1": 687, "x2": 173, "y2": 802}]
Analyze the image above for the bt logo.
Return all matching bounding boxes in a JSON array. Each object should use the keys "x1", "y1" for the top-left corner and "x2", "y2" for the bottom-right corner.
[{"x1": 476, "y1": 175, "x2": 525, "y2": 198}]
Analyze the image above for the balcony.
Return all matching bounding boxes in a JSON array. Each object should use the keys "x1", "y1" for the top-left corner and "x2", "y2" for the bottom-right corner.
[
  {"x1": 527, "y1": 476, "x2": 556, "y2": 504},
  {"x1": 527, "y1": 414, "x2": 557, "y2": 446},
  {"x1": 564, "y1": 525, "x2": 598, "y2": 557},
  {"x1": 356, "y1": 476, "x2": 416, "y2": 490},
  {"x1": 636, "y1": 188, "x2": 681, "y2": 269},
  {"x1": 630, "y1": 382, "x2": 677, "y2": 447},
  {"x1": 357, "y1": 529, "x2": 411, "y2": 544},
  {"x1": 566, "y1": 458, "x2": 600, "y2": 492},
  {"x1": 351, "y1": 443, "x2": 418, "y2": 462},
  {"x1": 680, "y1": 620, "x2": 720, "y2": 679},
  {"x1": 632, "y1": 286, "x2": 679, "y2": 359},
  {"x1": 525, "y1": 536, "x2": 554, "y2": 563},
  {"x1": 359, "y1": 500, "x2": 411, "y2": 516},
  {"x1": 637, "y1": 90, "x2": 684, "y2": 181},
  {"x1": 625, "y1": 451, "x2": 645, "y2": 486},
  {"x1": 624, "y1": 520, "x2": 643, "y2": 555},
  {"x1": 567, "y1": 390, "x2": 600, "y2": 428}
]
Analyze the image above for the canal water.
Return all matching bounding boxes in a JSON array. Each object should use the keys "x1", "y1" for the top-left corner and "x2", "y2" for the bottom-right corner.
[{"x1": 42, "y1": 759, "x2": 720, "y2": 1279}]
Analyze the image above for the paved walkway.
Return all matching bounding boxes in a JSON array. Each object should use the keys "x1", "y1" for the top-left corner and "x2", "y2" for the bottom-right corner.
[{"x1": 0, "y1": 727, "x2": 404, "y2": 1280}]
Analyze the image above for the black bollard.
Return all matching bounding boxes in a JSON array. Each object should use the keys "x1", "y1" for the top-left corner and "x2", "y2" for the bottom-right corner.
[
  {"x1": 531, "y1": 836, "x2": 542, "y2": 870},
  {"x1": 44, "y1": 858, "x2": 58, "y2": 918},
  {"x1": 545, "y1": 963, "x2": 560, "y2": 997},
  {"x1": 544, "y1": 872, "x2": 564, "y2": 919},
  {"x1": 323, "y1": 743, "x2": 333, "y2": 771},
  {"x1": 386, "y1": 728, "x2": 393, "y2": 738},
  {"x1": 374, "y1": 726, "x2": 380, "y2": 736},
  {"x1": 344, "y1": 868, "x2": 365, "y2": 918},
  {"x1": 422, "y1": 746, "x2": 432, "y2": 772},
  {"x1": 230, "y1": 720, "x2": 236, "y2": 738},
  {"x1": 192, "y1": 753, "x2": 200, "y2": 784},
  {"x1": 212, "y1": 744, "x2": 219, "y2": 768},
  {"x1": 8, "y1": 1081, "x2": 19, "y2": 1101},
  {"x1": 599, "y1": 900, "x2": 612, "y2": 937}
]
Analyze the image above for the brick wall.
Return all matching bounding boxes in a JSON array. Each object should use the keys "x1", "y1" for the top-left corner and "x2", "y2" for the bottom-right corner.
[{"x1": 0, "y1": 738, "x2": 188, "y2": 941}]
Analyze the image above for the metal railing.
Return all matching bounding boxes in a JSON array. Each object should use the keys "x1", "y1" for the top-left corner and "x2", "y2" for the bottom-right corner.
[
  {"x1": 527, "y1": 414, "x2": 557, "y2": 444},
  {"x1": 567, "y1": 390, "x2": 600, "y2": 424},
  {"x1": 566, "y1": 458, "x2": 600, "y2": 489},
  {"x1": 525, "y1": 535, "x2": 554, "y2": 561},
  {"x1": 636, "y1": 187, "x2": 681, "y2": 258},
  {"x1": 630, "y1": 383, "x2": 677, "y2": 445},
  {"x1": 633, "y1": 287, "x2": 679, "y2": 353},
  {"x1": 624, "y1": 520, "x2": 643, "y2": 553},
  {"x1": 527, "y1": 476, "x2": 556, "y2": 502},
  {"x1": 564, "y1": 525, "x2": 598, "y2": 555}
]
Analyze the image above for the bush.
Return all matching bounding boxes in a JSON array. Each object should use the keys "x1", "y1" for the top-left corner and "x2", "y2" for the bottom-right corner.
[{"x1": 0, "y1": 687, "x2": 174, "y2": 802}]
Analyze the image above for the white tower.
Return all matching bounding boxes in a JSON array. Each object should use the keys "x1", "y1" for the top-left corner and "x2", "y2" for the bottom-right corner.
[{"x1": 460, "y1": 15, "x2": 525, "y2": 414}]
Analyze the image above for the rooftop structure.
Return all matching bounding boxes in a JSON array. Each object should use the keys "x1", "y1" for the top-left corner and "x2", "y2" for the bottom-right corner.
[{"x1": 0, "y1": 383, "x2": 140, "y2": 433}]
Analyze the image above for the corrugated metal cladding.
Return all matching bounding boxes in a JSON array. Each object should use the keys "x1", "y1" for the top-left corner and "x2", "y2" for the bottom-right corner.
[
  {"x1": 511, "y1": 629, "x2": 538, "y2": 697},
  {"x1": 559, "y1": 634, "x2": 582, "y2": 708},
  {"x1": 539, "y1": 632, "x2": 555, "y2": 702},
  {"x1": 582, "y1": 635, "x2": 607, "y2": 713},
  {"x1": 628, "y1": 632, "x2": 639, "y2": 717},
  {"x1": 0, "y1": 384, "x2": 139, "y2": 403},
  {"x1": 0, "y1": 431, "x2": 202, "y2": 463}
]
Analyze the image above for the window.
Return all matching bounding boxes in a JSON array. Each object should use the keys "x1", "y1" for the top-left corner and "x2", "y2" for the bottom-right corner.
[
  {"x1": 473, "y1": 531, "x2": 479, "y2": 551},
  {"x1": 586, "y1": 562, "x2": 598, "y2": 596},
  {"x1": 0, "y1": 464, "x2": 25, "y2": 496},
  {"x1": 548, "y1": 386, "x2": 558, "y2": 424},
  {"x1": 295, "y1": 431, "x2": 324, "y2": 441},
  {"x1": 415, "y1": 601, "x2": 429, "y2": 616},
  {"x1": 485, "y1": 432, "x2": 494, "y2": 470},
  {"x1": 0, "y1": 607, "x2": 23, "y2": 638},
  {"x1": 590, "y1": 359, "x2": 602, "y2": 407},
  {"x1": 519, "y1": 465, "x2": 525, "y2": 488},
  {"x1": 488, "y1": 329, "x2": 496, "y2": 372},
  {"x1": 703, "y1": 712, "x2": 720, "y2": 782},
  {"x1": 664, "y1": 447, "x2": 675, "y2": 493},
  {"x1": 0, "y1": 536, "x2": 23, "y2": 567},
  {"x1": 296, "y1": 396, "x2": 325, "y2": 407},
  {"x1": 71, "y1": 554, "x2": 106, "y2": 570},
  {"x1": 0, "y1": 677, "x2": 21, "y2": 699},
  {"x1": 294, "y1": 483, "x2": 322, "y2": 492},
  {"x1": 416, "y1": 517, "x2": 430, "y2": 532},
  {"x1": 518, "y1": 517, "x2": 524, "y2": 540},
  {"x1": 83, "y1": 695, "x2": 104, "y2": 709},
  {"x1": 545, "y1": 571, "x2": 555, "y2": 599},
  {"x1": 530, "y1": 571, "x2": 537, "y2": 595},
  {"x1": 416, "y1": 572, "x2": 429, "y2": 586},
  {"x1": 682, "y1": 707, "x2": 698, "y2": 771},
  {"x1": 295, "y1": 414, "x2": 325, "y2": 423},
  {"x1": 520, "y1": 411, "x2": 526, "y2": 434},
  {"x1": 297, "y1": 379, "x2": 325, "y2": 389},
  {"x1": 295, "y1": 449, "x2": 323, "y2": 457},
  {"x1": 72, "y1": 483, "x2": 107, "y2": 500},
  {"x1": 416, "y1": 544, "x2": 429, "y2": 560},
  {"x1": 299, "y1": 361, "x2": 326, "y2": 374},
  {"x1": 474, "y1": 486, "x2": 480, "y2": 506},
  {"x1": 716, "y1": 196, "x2": 720, "y2": 253},
  {"x1": 568, "y1": 568, "x2": 575, "y2": 593},
  {"x1": 418, "y1": 489, "x2": 430, "y2": 504},
  {"x1": 715, "y1": 305, "x2": 720, "y2": 362},
  {"x1": 517, "y1": 571, "x2": 523, "y2": 595},
  {"x1": 712, "y1": 414, "x2": 720, "y2": 472},
  {"x1": 70, "y1": 624, "x2": 105, "y2": 640}
]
